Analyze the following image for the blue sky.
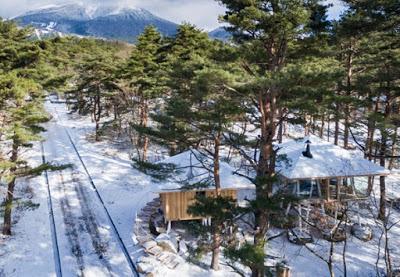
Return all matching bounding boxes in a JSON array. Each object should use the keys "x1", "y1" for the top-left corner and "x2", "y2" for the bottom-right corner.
[{"x1": 0, "y1": 0, "x2": 345, "y2": 30}]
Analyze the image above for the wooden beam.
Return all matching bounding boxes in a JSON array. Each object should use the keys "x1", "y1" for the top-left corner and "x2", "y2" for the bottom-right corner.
[
  {"x1": 325, "y1": 179, "x2": 330, "y2": 201},
  {"x1": 280, "y1": 172, "x2": 389, "y2": 182},
  {"x1": 337, "y1": 178, "x2": 342, "y2": 201}
]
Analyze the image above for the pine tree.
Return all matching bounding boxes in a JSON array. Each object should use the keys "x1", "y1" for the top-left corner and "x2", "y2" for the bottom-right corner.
[
  {"x1": 142, "y1": 24, "x2": 214, "y2": 156},
  {"x1": 121, "y1": 26, "x2": 166, "y2": 161},
  {"x1": 0, "y1": 20, "x2": 49, "y2": 235},
  {"x1": 72, "y1": 42, "x2": 122, "y2": 141},
  {"x1": 217, "y1": 1, "x2": 334, "y2": 275},
  {"x1": 338, "y1": 0, "x2": 400, "y2": 221},
  {"x1": 142, "y1": 26, "x2": 243, "y2": 270},
  {"x1": 178, "y1": 48, "x2": 243, "y2": 270}
]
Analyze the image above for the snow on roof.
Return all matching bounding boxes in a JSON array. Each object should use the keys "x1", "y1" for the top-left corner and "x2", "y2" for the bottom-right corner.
[
  {"x1": 276, "y1": 136, "x2": 390, "y2": 180},
  {"x1": 156, "y1": 150, "x2": 255, "y2": 192}
]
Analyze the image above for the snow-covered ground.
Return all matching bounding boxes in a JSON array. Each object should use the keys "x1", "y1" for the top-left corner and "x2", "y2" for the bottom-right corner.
[
  {"x1": 1, "y1": 101, "x2": 400, "y2": 277},
  {"x1": 0, "y1": 143, "x2": 55, "y2": 277}
]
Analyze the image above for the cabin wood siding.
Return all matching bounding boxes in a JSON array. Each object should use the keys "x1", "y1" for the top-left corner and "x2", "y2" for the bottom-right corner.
[{"x1": 160, "y1": 189, "x2": 237, "y2": 221}]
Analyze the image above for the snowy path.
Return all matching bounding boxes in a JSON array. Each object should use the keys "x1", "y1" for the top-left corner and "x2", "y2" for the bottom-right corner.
[
  {"x1": 42, "y1": 108, "x2": 137, "y2": 277},
  {"x1": 42, "y1": 103, "x2": 228, "y2": 277}
]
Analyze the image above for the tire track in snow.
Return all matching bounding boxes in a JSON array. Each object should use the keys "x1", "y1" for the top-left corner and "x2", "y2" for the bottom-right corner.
[
  {"x1": 62, "y1": 120, "x2": 138, "y2": 277},
  {"x1": 58, "y1": 171, "x2": 85, "y2": 277},
  {"x1": 71, "y1": 172, "x2": 115, "y2": 275}
]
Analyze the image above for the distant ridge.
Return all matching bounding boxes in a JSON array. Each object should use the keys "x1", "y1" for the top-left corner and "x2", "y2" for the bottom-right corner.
[
  {"x1": 14, "y1": 3, "x2": 178, "y2": 43},
  {"x1": 14, "y1": 3, "x2": 231, "y2": 43},
  {"x1": 208, "y1": 27, "x2": 231, "y2": 41}
]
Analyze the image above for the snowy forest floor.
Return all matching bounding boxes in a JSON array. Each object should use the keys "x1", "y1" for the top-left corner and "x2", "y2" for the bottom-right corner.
[{"x1": 0, "y1": 101, "x2": 400, "y2": 277}]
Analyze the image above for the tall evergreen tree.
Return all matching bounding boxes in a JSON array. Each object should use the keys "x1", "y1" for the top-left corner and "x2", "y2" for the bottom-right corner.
[
  {"x1": 217, "y1": 1, "x2": 334, "y2": 275},
  {"x1": 176, "y1": 46, "x2": 243, "y2": 270},
  {"x1": 144, "y1": 24, "x2": 214, "y2": 156},
  {"x1": 141, "y1": 26, "x2": 243, "y2": 270},
  {"x1": 0, "y1": 20, "x2": 49, "y2": 235},
  {"x1": 72, "y1": 43, "x2": 122, "y2": 141},
  {"x1": 337, "y1": 0, "x2": 400, "y2": 221},
  {"x1": 121, "y1": 26, "x2": 165, "y2": 161}
]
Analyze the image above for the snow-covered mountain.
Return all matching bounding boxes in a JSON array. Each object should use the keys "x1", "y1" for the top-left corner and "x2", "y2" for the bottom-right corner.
[{"x1": 14, "y1": 3, "x2": 178, "y2": 42}]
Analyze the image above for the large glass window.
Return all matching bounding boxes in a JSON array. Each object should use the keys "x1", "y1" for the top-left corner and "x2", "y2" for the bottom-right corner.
[
  {"x1": 329, "y1": 177, "x2": 369, "y2": 198},
  {"x1": 298, "y1": 180, "x2": 320, "y2": 198},
  {"x1": 353, "y1": 176, "x2": 369, "y2": 196},
  {"x1": 288, "y1": 182, "x2": 297, "y2": 195}
]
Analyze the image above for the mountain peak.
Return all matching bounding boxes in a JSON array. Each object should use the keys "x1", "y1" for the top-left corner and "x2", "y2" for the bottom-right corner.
[
  {"x1": 17, "y1": 3, "x2": 145, "y2": 21},
  {"x1": 14, "y1": 3, "x2": 178, "y2": 43}
]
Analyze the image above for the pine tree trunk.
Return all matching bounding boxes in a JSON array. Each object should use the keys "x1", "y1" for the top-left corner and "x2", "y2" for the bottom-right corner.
[
  {"x1": 169, "y1": 142, "x2": 178, "y2": 156},
  {"x1": 378, "y1": 134, "x2": 387, "y2": 221},
  {"x1": 283, "y1": 119, "x2": 288, "y2": 138},
  {"x1": 213, "y1": 135, "x2": 221, "y2": 194},
  {"x1": 388, "y1": 129, "x2": 398, "y2": 170},
  {"x1": 304, "y1": 114, "x2": 310, "y2": 136},
  {"x1": 78, "y1": 92, "x2": 85, "y2": 115},
  {"x1": 252, "y1": 213, "x2": 267, "y2": 277},
  {"x1": 141, "y1": 102, "x2": 149, "y2": 161},
  {"x1": 343, "y1": 39, "x2": 354, "y2": 150},
  {"x1": 379, "y1": 175, "x2": 386, "y2": 221},
  {"x1": 211, "y1": 229, "x2": 221, "y2": 271},
  {"x1": 368, "y1": 95, "x2": 381, "y2": 160},
  {"x1": 320, "y1": 113, "x2": 325, "y2": 139},
  {"x1": 3, "y1": 177, "x2": 16, "y2": 235},
  {"x1": 137, "y1": 95, "x2": 149, "y2": 161},
  {"x1": 327, "y1": 115, "x2": 331, "y2": 142},
  {"x1": 334, "y1": 115, "x2": 339, "y2": 146},
  {"x1": 311, "y1": 116, "x2": 316, "y2": 134},
  {"x1": 211, "y1": 134, "x2": 221, "y2": 271},
  {"x1": 343, "y1": 115, "x2": 350, "y2": 149},
  {"x1": 252, "y1": 89, "x2": 278, "y2": 277},
  {"x1": 367, "y1": 176, "x2": 374, "y2": 196},
  {"x1": 277, "y1": 109, "x2": 284, "y2": 144},
  {"x1": 365, "y1": 103, "x2": 373, "y2": 159},
  {"x1": 3, "y1": 138, "x2": 18, "y2": 236},
  {"x1": 366, "y1": 122, "x2": 375, "y2": 160},
  {"x1": 378, "y1": 93, "x2": 391, "y2": 220},
  {"x1": 94, "y1": 89, "x2": 102, "y2": 142}
]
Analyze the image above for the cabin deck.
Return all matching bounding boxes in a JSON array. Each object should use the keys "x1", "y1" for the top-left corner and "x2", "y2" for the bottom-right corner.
[{"x1": 280, "y1": 176, "x2": 370, "y2": 203}]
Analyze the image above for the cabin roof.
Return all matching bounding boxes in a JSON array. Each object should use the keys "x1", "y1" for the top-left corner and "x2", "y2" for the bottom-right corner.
[
  {"x1": 156, "y1": 150, "x2": 255, "y2": 192},
  {"x1": 276, "y1": 136, "x2": 390, "y2": 180}
]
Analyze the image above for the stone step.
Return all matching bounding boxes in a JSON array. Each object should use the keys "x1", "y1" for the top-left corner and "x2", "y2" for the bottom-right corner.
[
  {"x1": 157, "y1": 252, "x2": 170, "y2": 262},
  {"x1": 139, "y1": 211, "x2": 152, "y2": 216},
  {"x1": 146, "y1": 245, "x2": 163, "y2": 256},
  {"x1": 142, "y1": 207, "x2": 157, "y2": 213},
  {"x1": 165, "y1": 257, "x2": 180, "y2": 269},
  {"x1": 135, "y1": 217, "x2": 150, "y2": 222},
  {"x1": 137, "y1": 235, "x2": 153, "y2": 244},
  {"x1": 136, "y1": 230, "x2": 150, "y2": 237},
  {"x1": 138, "y1": 216, "x2": 151, "y2": 222}
]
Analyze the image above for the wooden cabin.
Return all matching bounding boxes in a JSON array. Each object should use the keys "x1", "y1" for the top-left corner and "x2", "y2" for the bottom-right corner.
[
  {"x1": 275, "y1": 136, "x2": 390, "y2": 202},
  {"x1": 160, "y1": 189, "x2": 238, "y2": 221},
  {"x1": 156, "y1": 150, "x2": 255, "y2": 223}
]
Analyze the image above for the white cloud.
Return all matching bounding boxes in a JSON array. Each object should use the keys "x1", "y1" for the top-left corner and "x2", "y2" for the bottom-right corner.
[{"x1": 135, "y1": 0, "x2": 226, "y2": 31}]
